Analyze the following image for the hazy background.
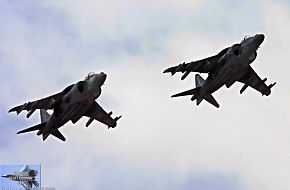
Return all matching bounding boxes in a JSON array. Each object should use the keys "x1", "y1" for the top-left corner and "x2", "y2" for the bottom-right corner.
[{"x1": 0, "y1": 0, "x2": 290, "y2": 189}]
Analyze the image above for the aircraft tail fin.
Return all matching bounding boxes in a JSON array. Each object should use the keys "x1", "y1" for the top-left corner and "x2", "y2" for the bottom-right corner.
[
  {"x1": 40, "y1": 109, "x2": 51, "y2": 123},
  {"x1": 195, "y1": 74, "x2": 219, "y2": 108},
  {"x1": 17, "y1": 123, "x2": 46, "y2": 134},
  {"x1": 171, "y1": 74, "x2": 219, "y2": 108},
  {"x1": 195, "y1": 74, "x2": 205, "y2": 87}
]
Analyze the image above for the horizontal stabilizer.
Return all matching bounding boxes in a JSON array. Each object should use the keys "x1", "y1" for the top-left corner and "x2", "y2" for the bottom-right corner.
[
  {"x1": 17, "y1": 123, "x2": 46, "y2": 134},
  {"x1": 51, "y1": 129, "x2": 66, "y2": 141},
  {"x1": 42, "y1": 133, "x2": 49, "y2": 141},
  {"x1": 204, "y1": 94, "x2": 220, "y2": 108},
  {"x1": 171, "y1": 87, "x2": 200, "y2": 98}
]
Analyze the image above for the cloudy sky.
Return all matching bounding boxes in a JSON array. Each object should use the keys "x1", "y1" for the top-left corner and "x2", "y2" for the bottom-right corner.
[{"x1": 0, "y1": 0, "x2": 290, "y2": 189}]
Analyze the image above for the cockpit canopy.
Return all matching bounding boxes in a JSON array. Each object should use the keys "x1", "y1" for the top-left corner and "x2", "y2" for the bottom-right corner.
[
  {"x1": 85, "y1": 72, "x2": 96, "y2": 80},
  {"x1": 241, "y1": 35, "x2": 253, "y2": 43}
]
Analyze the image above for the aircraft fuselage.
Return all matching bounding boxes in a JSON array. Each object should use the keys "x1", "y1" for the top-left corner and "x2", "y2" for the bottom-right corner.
[
  {"x1": 41, "y1": 73, "x2": 107, "y2": 137},
  {"x1": 196, "y1": 34, "x2": 264, "y2": 101}
]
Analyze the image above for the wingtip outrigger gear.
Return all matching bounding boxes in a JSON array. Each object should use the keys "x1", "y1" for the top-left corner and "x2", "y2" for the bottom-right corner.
[
  {"x1": 114, "y1": 115, "x2": 122, "y2": 121},
  {"x1": 163, "y1": 62, "x2": 187, "y2": 76},
  {"x1": 262, "y1": 82, "x2": 276, "y2": 96},
  {"x1": 268, "y1": 82, "x2": 276, "y2": 89},
  {"x1": 108, "y1": 116, "x2": 122, "y2": 129}
]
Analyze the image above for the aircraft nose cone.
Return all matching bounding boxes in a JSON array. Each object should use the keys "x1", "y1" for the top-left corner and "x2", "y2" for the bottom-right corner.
[
  {"x1": 1, "y1": 175, "x2": 8, "y2": 178},
  {"x1": 255, "y1": 34, "x2": 265, "y2": 44},
  {"x1": 99, "y1": 72, "x2": 107, "y2": 84},
  {"x1": 100, "y1": 72, "x2": 106, "y2": 77},
  {"x1": 102, "y1": 73, "x2": 107, "y2": 80}
]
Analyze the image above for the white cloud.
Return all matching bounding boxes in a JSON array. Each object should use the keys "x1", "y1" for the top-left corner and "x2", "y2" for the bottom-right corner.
[{"x1": 1, "y1": 0, "x2": 290, "y2": 190}]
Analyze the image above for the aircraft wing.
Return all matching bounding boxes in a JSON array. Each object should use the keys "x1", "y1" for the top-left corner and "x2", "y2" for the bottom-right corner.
[
  {"x1": 163, "y1": 47, "x2": 229, "y2": 79},
  {"x1": 8, "y1": 84, "x2": 74, "y2": 116},
  {"x1": 238, "y1": 66, "x2": 276, "y2": 96},
  {"x1": 9, "y1": 94, "x2": 60, "y2": 115},
  {"x1": 20, "y1": 181, "x2": 32, "y2": 190},
  {"x1": 85, "y1": 102, "x2": 121, "y2": 128}
]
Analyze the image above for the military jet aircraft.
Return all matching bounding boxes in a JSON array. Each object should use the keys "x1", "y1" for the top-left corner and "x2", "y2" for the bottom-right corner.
[
  {"x1": 9, "y1": 72, "x2": 121, "y2": 141},
  {"x1": 1, "y1": 165, "x2": 39, "y2": 190},
  {"x1": 163, "y1": 34, "x2": 276, "y2": 108}
]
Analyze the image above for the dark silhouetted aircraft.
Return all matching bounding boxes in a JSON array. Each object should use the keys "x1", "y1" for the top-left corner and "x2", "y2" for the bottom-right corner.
[
  {"x1": 164, "y1": 34, "x2": 276, "y2": 108},
  {"x1": 9, "y1": 72, "x2": 121, "y2": 141}
]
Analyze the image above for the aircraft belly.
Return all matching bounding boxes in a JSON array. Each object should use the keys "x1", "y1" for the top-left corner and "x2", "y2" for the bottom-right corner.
[
  {"x1": 70, "y1": 103, "x2": 88, "y2": 123},
  {"x1": 59, "y1": 102, "x2": 89, "y2": 125},
  {"x1": 42, "y1": 106, "x2": 72, "y2": 134},
  {"x1": 212, "y1": 59, "x2": 244, "y2": 91},
  {"x1": 210, "y1": 68, "x2": 231, "y2": 92},
  {"x1": 41, "y1": 115, "x2": 58, "y2": 135}
]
